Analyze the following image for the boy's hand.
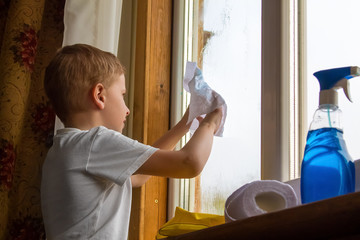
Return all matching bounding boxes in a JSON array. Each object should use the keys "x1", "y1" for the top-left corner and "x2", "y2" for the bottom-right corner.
[
  {"x1": 200, "y1": 108, "x2": 222, "y2": 134},
  {"x1": 179, "y1": 106, "x2": 222, "y2": 134},
  {"x1": 182, "y1": 107, "x2": 203, "y2": 128},
  {"x1": 181, "y1": 107, "x2": 191, "y2": 129}
]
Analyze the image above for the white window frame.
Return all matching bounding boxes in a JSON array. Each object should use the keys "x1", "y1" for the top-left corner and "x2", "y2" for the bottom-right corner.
[
  {"x1": 168, "y1": 0, "x2": 198, "y2": 218},
  {"x1": 262, "y1": 0, "x2": 306, "y2": 181}
]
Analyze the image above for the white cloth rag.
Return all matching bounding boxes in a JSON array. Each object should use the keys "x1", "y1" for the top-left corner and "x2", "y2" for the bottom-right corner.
[
  {"x1": 224, "y1": 180, "x2": 299, "y2": 222},
  {"x1": 183, "y1": 62, "x2": 227, "y2": 137}
]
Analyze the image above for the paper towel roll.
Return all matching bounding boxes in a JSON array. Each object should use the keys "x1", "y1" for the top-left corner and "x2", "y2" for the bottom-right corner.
[
  {"x1": 224, "y1": 180, "x2": 299, "y2": 222},
  {"x1": 355, "y1": 159, "x2": 360, "y2": 192},
  {"x1": 285, "y1": 178, "x2": 301, "y2": 201}
]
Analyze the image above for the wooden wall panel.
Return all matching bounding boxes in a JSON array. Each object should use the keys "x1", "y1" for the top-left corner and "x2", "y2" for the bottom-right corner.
[{"x1": 129, "y1": 0, "x2": 172, "y2": 239}]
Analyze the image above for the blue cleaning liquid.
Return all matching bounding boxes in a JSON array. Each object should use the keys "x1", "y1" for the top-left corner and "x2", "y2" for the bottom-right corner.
[{"x1": 301, "y1": 128, "x2": 355, "y2": 204}]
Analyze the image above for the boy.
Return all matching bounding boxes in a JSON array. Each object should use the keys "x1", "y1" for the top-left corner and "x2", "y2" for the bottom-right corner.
[{"x1": 41, "y1": 44, "x2": 222, "y2": 239}]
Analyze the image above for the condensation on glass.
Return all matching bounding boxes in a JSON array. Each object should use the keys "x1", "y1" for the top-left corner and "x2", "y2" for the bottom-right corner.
[{"x1": 194, "y1": 0, "x2": 262, "y2": 215}]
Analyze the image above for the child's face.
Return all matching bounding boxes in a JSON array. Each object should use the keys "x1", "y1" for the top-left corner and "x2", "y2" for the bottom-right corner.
[{"x1": 103, "y1": 74, "x2": 130, "y2": 132}]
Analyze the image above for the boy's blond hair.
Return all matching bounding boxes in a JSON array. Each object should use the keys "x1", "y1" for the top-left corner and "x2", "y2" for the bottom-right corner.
[{"x1": 44, "y1": 44, "x2": 125, "y2": 124}]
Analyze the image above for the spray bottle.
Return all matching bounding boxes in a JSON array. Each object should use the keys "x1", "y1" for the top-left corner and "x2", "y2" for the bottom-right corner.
[{"x1": 301, "y1": 66, "x2": 359, "y2": 204}]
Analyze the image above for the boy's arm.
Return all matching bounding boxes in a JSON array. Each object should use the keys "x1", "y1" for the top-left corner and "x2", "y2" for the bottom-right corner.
[
  {"x1": 152, "y1": 108, "x2": 192, "y2": 150},
  {"x1": 131, "y1": 109, "x2": 192, "y2": 188},
  {"x1": 133, "y1": 108, "x2": 222, "y2": 179}
]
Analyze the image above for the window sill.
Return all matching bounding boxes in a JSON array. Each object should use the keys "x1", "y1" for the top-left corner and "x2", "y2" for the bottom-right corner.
[{"x1": 164, "y1": 191, "x2": 360, "y2": 239}]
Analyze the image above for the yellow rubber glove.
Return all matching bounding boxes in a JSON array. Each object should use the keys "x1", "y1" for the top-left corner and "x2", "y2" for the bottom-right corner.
[{"x1": 156, "y1": 207, "x2": 225, "y2": 239}]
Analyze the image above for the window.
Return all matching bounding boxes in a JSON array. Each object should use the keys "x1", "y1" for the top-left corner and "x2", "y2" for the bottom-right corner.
[
  {"x1": 170, "y1": 0, "x2": 263, "y2": 216},
  {"x1": 169, "y1": 0, "x2": 309, "y2": 216},
  {"x1": 197, "y1": 0, "x2": 262, "y2": 215}
]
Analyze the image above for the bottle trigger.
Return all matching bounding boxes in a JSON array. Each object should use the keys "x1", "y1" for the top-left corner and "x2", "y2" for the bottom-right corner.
[{"x1": 337, "y1": 78, "x2": 352, "y2": 102}]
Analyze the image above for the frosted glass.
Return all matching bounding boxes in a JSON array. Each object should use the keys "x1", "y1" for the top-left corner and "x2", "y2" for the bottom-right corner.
[
  {"x1": 306, "y1": 0, "x2": 360, "y2": 162},
  {"x1": 199, "y1": 0, "x2": 261, "y2": 215}
]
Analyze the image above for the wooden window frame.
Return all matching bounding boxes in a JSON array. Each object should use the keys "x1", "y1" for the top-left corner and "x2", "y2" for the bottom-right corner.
[{"x1": 128, "y1": 0, "x2": 172, "y2": 240}]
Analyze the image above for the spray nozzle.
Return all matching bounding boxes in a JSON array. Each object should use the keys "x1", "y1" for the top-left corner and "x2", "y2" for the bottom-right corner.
[
  {"x1": 313, "y1": 66, "x2": 360, "y2": 106},
  {"x1": 334, "y1": 78, "x2": 352, "y2": 102}
]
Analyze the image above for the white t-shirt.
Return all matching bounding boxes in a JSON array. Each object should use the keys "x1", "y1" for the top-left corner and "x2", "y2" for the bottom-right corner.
[{"x1": 41, "y1": 126, "x2": 158, "y2": 240}]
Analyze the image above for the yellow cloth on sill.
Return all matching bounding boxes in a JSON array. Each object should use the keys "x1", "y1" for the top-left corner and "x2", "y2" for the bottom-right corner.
[{"x1": 156, "y1": 207, "x2": 225, "y2": 239}]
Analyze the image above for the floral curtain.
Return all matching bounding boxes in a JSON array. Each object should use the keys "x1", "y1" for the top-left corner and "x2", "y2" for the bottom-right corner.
[{"x1": 0, "y1": 0, "x2": 65, "y2": 239}]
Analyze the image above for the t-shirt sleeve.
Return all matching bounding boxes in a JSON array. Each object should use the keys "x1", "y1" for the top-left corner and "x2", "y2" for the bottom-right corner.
[{"x1": 86, "y1": 127, "x2": 158, "y2": 186}]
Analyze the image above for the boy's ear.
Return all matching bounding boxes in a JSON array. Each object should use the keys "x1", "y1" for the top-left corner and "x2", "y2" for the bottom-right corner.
[{"x1": 91, "y1": 83, "x2": 106, "y2": 110}]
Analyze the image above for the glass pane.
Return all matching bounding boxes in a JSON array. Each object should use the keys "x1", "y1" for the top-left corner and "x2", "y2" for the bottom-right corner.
[
  {"x1": 197, "y1": 0, "x2": 261, "y2": 215},
  {"x1": 306, "y1": 0, "x2": 360, "y2": 162}
]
